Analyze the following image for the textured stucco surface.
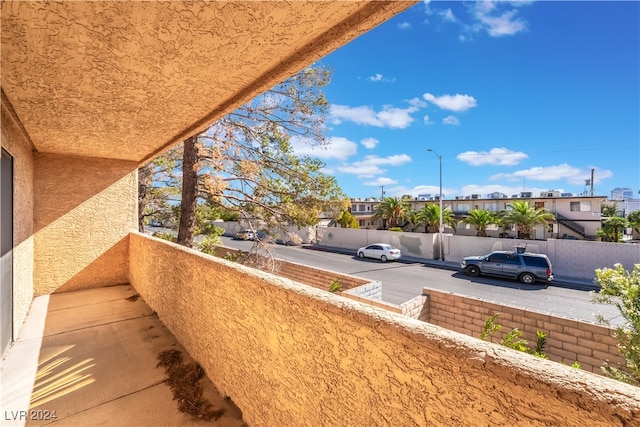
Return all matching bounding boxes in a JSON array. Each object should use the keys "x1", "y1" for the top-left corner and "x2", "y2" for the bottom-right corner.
[
  {"x1": 1, "y1": 1, "x2": 414, "y2": 163},
  {"x1": 1, "y1": 95, "x2": 34, "y2": 339},
  {"x1": 33, "y1": 154, "x2": 136, "y2": 295},
  {"x1": 129, "y1": 233, "x2": 640, "y2": 427}
]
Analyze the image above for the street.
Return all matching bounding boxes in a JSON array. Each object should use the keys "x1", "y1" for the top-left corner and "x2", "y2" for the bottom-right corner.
[
  {"x1": 216, "y1": 235, "x2": 623, "y2": 327},
  {"x1": 144, "y1": 227, "x2": 623, "y2": 327}
]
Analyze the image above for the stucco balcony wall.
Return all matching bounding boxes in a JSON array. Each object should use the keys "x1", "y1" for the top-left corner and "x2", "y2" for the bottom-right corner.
[
  {"x1": 128, "y1": 232, "x2": 640, "y2": 426},
  {"x1": 1, "y1": 95, "x2": 35, "y2": 338},
  {"x1": 33, "y1": 153, "x2": 137, "y2": 296}
]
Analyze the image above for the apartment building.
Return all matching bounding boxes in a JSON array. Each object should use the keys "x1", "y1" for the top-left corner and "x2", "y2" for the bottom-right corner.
[{"x1": 350, "y1": 192, "x2": 608, "y2": 240}]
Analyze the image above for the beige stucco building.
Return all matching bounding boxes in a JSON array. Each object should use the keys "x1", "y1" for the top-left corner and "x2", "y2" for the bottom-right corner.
[
  {"x1": 2, "y1": 2, "x2": 639, "y2": 426},
  {"x1": 351, "y1": 194, "x2": 608, "y2": 239}
]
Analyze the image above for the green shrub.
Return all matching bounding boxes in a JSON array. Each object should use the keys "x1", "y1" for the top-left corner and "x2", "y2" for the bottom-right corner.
[
  {"x1": 501, "y1": 328, "x2": 530, "y2": 353},
  {"x1": 223, "y1": 252, "x2": 238, "y2": 262},
  {"x1": 480, "y1": 313, "x2": 502, "y2": 340},
  {"x1": 389, "y1": 227, "x2": 403, "y2": 232},
  {"x1": 592, "y1": 264, "x2": 640, "y2": 385},
  {"x1": 198, "y1": 235, "x2": 221, "y2": 255},
  {"x1": 153, "y1": 232, "x2": 176, "y2": 242},
  {"x1": 329, "y1": 279, "x2": 342, "y2": 293},
  {"x1": 481, "y1": 313, "x2": 547, "y2": 358}
]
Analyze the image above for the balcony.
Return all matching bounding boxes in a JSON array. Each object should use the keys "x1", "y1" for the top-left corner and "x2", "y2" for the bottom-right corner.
[
  {"x1": 4, "y1": 233, "x2": 638, "y2": 426},
  {"x1": 12, "y1": 2, "x2": 638, "y2": 425},
  {"x1": 1, "y1": 285, "x2": 243, "y2": 426}
]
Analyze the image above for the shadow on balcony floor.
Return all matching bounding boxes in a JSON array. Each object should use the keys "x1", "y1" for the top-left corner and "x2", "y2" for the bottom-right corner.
[{"x1": 0, "y1": 285, "x2": 245, "y2": 427}]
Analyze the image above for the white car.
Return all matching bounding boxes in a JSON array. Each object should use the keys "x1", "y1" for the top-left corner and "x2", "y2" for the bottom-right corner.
[
  {"x1": 235, "y1": 229, "x2": 256, "y2": 241},
  {"x1": 357, "y1": 243, "x2": 401, "y2": 262}
]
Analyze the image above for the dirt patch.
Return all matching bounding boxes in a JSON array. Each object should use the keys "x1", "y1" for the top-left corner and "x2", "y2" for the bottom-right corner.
[{"x1": 157, "y1": 349, "x2": 226, "y2": 422}]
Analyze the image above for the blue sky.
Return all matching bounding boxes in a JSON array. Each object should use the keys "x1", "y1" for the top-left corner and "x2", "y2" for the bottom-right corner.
[{"x1": 291, "y1": 1, "x2": 639, "y2": 200}]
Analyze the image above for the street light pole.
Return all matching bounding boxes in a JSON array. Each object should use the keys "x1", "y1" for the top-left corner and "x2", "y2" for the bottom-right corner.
[{"x1": 427, "y1": 149, "x2": 444, "y2": 261}]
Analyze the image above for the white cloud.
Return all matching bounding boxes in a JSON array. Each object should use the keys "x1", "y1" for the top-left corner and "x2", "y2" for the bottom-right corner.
[
  {"x1": 364, "y1": 177, "x2": 398, "y2": 186},
  {"x1": 423, "y1": 115, "x2": 433, "y2": 125},
  {"x1": 466, "y1": 1, "x2": 529, "y2": 37},
  {"x1": 291, "y1": 136, "x2": 357, "y2": 161},
  {"x1": 357, "y1": 154, "x2": 412, "y2": 167},
  {"x1": 367, "y1": 73, "x2": 396, "y2": 84},
  {"x1": 490, "y1": 164, "x2": 613, "y2": 185},
  {"x1": 479, "y1": 10, "x2": 527, "y2": 37},
  {"x1": 398, "y1": 22, "x2": 412, "y2": 30},
  {"x1": 330, "y1": 104, "x2": 418, "y2": 129},
  {"x1": 459, "y1": 184, "x2": 550, "y2": 199},
  {"x1": 423, "y1": 93, "x2": 477, "y2": 112},
  {"x1": 457, "y1": 148, "x2": 528, "y2": 166},
  {"x1": 443, "y1": 116, "x2": 460, "y2": 125},
  {"x1": 360, "y1": 137, "x2": 379, "y2": 149},
  {"x1": 439, "y1": 8, "x2": 457, "y2": 23},
  {"x1": 377, "y1": 107, "x2": 416, "y2": 128},
  {"x1": 408, "y1": 97, "x2": 428, "y2": 108},
  {"x1": 336, "y1": 154, "x2": 412, "y2": 178},
  {"x1": 336, "y1": 164, "x2": 384, "y2": 178}
]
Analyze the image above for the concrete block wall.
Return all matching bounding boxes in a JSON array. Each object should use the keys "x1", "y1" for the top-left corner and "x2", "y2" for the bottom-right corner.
[
  {"x1": 446, "y1": 235, "x2": 547, "y2": 264},
  {"x1": 320, "y1": 227, "x2": 436, "y2": 259},
  {"x1": 340, "y1": 292, "x2": 403, "y2": 315},
  {"x1": 319, "y1": 227, "x2": 640, "y2": 281},
  {"x1": 423, "y1": 288, "x2": 625, "y2": 375},
  {"x1": 343, "y1": 281, "x2": 383, "y2": 300},
  {"x1": 216, "y1": 221, "x2": 316, "y2": 244},
  {"x1": 212, "y1": 246, "x2": 370, "y2": 292},
  {"x1": 400, "y1": 295, "x2": 429, "y2": 321}
]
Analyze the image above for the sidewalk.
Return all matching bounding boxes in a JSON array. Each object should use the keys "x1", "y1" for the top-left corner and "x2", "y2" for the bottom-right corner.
[{"x1": 304, "y1": 244, "x2": 599, "y2": 292}]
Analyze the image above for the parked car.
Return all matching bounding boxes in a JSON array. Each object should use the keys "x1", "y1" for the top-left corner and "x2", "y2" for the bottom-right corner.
[
  {"x1": 235, "y1": 229, "x2": 256, "y2": 241},
  {"x1": 460, "y1": 250, "x2": 553, "y2": 284},
  {"x1": 356, "y1": 243, "x2": 401, "y2": 262}
]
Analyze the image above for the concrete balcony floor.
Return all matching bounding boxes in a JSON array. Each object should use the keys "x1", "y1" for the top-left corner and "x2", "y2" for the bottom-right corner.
[{"x1": 0, "y1": 285, "x2": 245, "y2": 426}]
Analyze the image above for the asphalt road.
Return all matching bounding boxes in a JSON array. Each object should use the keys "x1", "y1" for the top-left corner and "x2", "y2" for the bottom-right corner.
[
  {"x1": 144, "y1": 228, "x2": 623, "y2": 327},
  {"x1": 216, "y1": 235, "x2": 623, "y2": 327}
]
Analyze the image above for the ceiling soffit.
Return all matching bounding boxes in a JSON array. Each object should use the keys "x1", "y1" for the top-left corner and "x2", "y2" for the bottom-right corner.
[{"x1": 1, "y1": 1, "x2": 415, "y2": 163}]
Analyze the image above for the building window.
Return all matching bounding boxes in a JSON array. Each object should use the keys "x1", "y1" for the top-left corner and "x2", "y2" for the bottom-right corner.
[
  {"x1": 570, "y1": 201, "x2": 591, "y2": 212},
  {"x1": 534, "y1": 201, "x2": 545, "y2": 210},
  {"x1": 358, "y1": 204, "x2": 365, "y2": 212},
  {"x1": 457, "y1": 203, "x2": 471, "y2": 212},
  {"x1": 483, "y1": 202, "x2": 498, "y2": 212},
  {"x1": 359, "y1": 220, "x2": 365, "y2": 227}
]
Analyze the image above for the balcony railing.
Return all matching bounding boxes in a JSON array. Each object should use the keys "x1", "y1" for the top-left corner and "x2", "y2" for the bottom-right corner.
[{"x1": 125, "y1": 232, "x2": 640, "y2": 426}]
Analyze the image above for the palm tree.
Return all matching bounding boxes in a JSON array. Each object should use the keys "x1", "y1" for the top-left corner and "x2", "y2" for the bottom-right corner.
[
  {"x1": 371, "y1": 197, "x2": 410, "y2": 229},
  {"x1": 499, "y1": 201, "x2": 555, "y2": 240},
  {"x1": 597, "y1": 216, "x2": 629, "y2": 242},
  {"x1": 628, "y1": 210, "x2": 640, "y2": 236},
  {"x1": 463, "y1": 209, "x2": 497, "y2": 237},
  {"x1": 416, "y1": 204, "x2": 457, "y2": 233}
]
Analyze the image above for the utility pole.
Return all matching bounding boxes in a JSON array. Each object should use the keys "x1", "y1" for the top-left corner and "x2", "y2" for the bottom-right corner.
[
  {"x1": 380, "y1": 186, "x2": 385, "y2": 199},
  {"x1": 427, "y1": 148, "x2": 444, "y2": 261},
  {"x1": 590, "y1": 169, "x2": 594, "y2": 196}
]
